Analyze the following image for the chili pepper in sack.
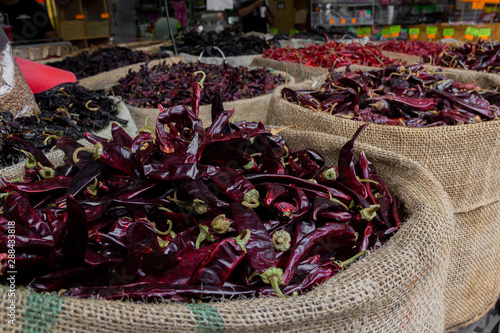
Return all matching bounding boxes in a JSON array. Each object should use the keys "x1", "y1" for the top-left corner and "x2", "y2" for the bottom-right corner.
[
  {"x1": 3, "y1": 192, "x2": 51, "y2": 238},
  {"x1": 246, "y1": 173, "x2": 352, "y2": 206},
  {"x1": 189, "y1": 230, "x2": 250, "y2": 286},
  {"x1": 212, "y1": 165, "x2": 260, "y2": 208},
  {"x1": 111, "y1": 122, "x2": 133, "y2": 148},
  {"x1": 230, "y1": 201, "x2": 285, "y2": 297},
  {"x1": 140, "y1": 240, "x2": 223, "y2": 285},
  {"x1": 73, "y1": 134, "x2": 137, "y2": 177},
  {"x1": 50, "y1": 196, "x2": 88, "y2": 266},
  {"x1": 337, "y1": 124, "x2": 368, "y2": 198},
  {"x1": 281, "y1": 222, "x2": 356, "y2": 285},
  {"x1": 155, "y1": 104, "x2": 205, "y2": 163}
]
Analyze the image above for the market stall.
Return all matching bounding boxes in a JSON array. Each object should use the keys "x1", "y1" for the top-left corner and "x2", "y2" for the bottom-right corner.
[{"x1": 0, "y1": 0, "x2": 499, "y2": 332}]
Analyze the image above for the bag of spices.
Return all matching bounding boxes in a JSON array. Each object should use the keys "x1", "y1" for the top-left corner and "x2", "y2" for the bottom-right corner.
[
  {"x1": 267, "y1": 65, "x2": 500, "y2": 330},
  {"x1": 0, "y1": 29, "x2": 39, "y2": 118}
]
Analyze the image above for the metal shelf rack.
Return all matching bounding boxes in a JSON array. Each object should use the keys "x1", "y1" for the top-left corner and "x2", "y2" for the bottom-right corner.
[{"x1": 310, "y1": 0, "x2": 377, "y2": 28}]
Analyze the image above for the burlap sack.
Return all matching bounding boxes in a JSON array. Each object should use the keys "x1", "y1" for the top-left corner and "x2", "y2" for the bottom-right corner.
[
  {"x1": 0, "y1": 128, "x2": 454, "y2": 332},
  {"x1": 0, "y1": 100, "x2": 137, "y2": 180},
  {"x1": 250, "y1": 57, "x2": 329, "y2": 82},
  {"x1": 333, "y1": 64, "x2": 500, "y2": 91},
  {"x1": 249, "y1": 49, "x2": 424, "y2": 84},
  {"x1": 127, "y1": 71, "x2": 293, "y2": 129},
  {"x1": 444, "y1": 199, "x2": 500, "y2": 331},
  {"x1": 277, "y1": 39, "x2": 323, "y2": 49},
  {"x1": 268, "y1": 79, "x2": 499, "y2": 213},
  {"x1": 267, "y1": 74, "x2": 500, "y2": 329},
  {"x1": 180, "y1": 52, "x2": 261, "y2": 67},
  {"x1": 380, "y1": 50, "x2": 423, "y2": 65},
  {"x1": 424, "y1": 65, "x2": 500, "y2": 90},
  {"x1": 78, "y1": 57, "x2": 185, "y2": 91}
]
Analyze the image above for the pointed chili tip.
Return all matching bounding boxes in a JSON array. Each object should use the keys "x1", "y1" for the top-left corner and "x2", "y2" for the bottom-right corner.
[{"x1": 352, "y1": 123, "x2": 369, "y2": 141}]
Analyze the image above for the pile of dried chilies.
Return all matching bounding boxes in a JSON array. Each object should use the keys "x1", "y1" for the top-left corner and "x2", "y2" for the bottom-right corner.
[
  {"x1": 433, "y1": 40, "x2": 500, "y2": 73},
  {"x1": 48, "y1": 46, "x2": 166, "y2": 79},
  {"x1": 113, "y1": 61, "x2": 285, "y2": 108},
  {"x1": 282, "y1": 64, "x2": 500, "y2": 126},
  {"x1": 0, "y1": 77, "x2": 402, "y2": 302},
  {"x1": 288, "y1": 27, "x2": 358, "y2": 41},
  {"x1": 0, "y1": 83, "x2": 126, "y2": 168},
  {"x1": 379, "y1": 40, "x2": 449, "y2": 63},
  {"x1": 164, "y1": 29, "x2": 275, "y2": 56},
  {"x1": 262, "y1": 41, "x2": 396, "y2": 68}
]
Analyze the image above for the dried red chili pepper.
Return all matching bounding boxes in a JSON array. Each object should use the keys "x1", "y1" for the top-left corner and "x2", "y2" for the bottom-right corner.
[
  {"x1": 189, "y1": 230, "x2": 250, "y2": 286},
  {"x1": 281, "y1": 222, "x2": 356, "y2": 285},
  {"x1": 230, "y1": 201, "x2": 285, "y2": 297},
  {"x1": 0, "y1": 83, "x2": 403, "y2": 303},
  {"x1": 212, "y1": 165, "x2": 260, "y2": 208},
  {"x1": 263, "y1": 41, "x2": 396, "y2": 69}
]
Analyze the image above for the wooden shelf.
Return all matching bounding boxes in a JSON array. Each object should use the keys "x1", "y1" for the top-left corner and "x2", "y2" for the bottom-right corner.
[{"x1": 47, "y1": 0, "x2": 110, "y2": 49}]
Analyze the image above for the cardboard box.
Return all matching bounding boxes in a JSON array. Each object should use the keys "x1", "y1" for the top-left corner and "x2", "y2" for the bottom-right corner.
[
  {"x1": 60, "y1": 20, "x2": 86, "y2": 39},
  {"x1": 87, "y1": 20, "x2": 109, "y2": 37}
]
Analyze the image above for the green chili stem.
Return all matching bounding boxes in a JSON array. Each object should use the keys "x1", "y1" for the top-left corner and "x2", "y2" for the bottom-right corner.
[
  {"x1": 153, "y1": 220, "x2": 172, "y2": 236},
  {"x1": 356, "y1": 176, "x2": 379, "y2": 185},
  {"x1": 329, "y1": 193, "x2": 349, "y2": 211},
  {"x1": 269, "y1": 276, "x2": 286, "y2": 298},
  {"x1": 72, "y1": 143, "x2": 102, "y2": 163},
  {"x1": 37, "y1": 162, "x2": 55, "y2": 179},
  {"x1": 195, "y1": 225, "x2": 215, "y2": 249},
  {"x1": 234, "y1": 229, "x2": 251, "y2": 253},
  {"x1": 338, "y1": 250, "x2": 370, "y2": 269},
  {"x1": 193, "y1": 71, "x2": 207, "y2": 88}
]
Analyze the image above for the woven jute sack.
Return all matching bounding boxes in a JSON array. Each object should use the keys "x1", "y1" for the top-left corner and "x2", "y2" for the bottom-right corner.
[
  {"x1": 78, "y1": 57, "x2": 185, "y2": 91},
  {"x1": 277, "y1": 39, "x2": 323, "y2": 49},
  {"x1": 0, "y1": 128, "x2": 454, "y2": 333},
  {"x1": 424, "y1": 65, "x2": 500, "y2": 90},
  {"x1": 0, "y1": 100, "x2": 137, "y2": 180},
  {"x1": 126, "y1": 71, "x2": 294, "y2": 130},
  {"x1": 250, "y1": 57, "x2": 329, "y2": 82},
  {"x1": 267, "y1": 77, "x2": 500, "y2": 329},
  {"x1": 380, "y1": 50, "x2": 423, "y2": 65},
  {"x1": 444, "y1": 199, "x2": 500, "y2": 331},
  {"x1": 334, "y1": 64, "x2": 500, "y2": 91},
  {"x1": 268, "y1": 78, "x2": 499, "y2": 213},
  {"x1": 180, "y1": 52, "x2": 261, "y2": 68}
]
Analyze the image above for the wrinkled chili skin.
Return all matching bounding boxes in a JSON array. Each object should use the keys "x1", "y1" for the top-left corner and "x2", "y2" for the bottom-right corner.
[
  {"x1": 189, "y1": 237, "x2": 247, "y2": 286},
  {"x1": 113, "y1": 62, "x2": 285, "y2": 109},
  {"x1": 434, "y1": 40, "x2": 500, "y2": 73},
  {"x1": 281, "y1": 65, "x2": 500, "y2": 126},
  {"x1": 281, "y1": 222, "x2": 356, "y2": 285},
  {"x1": 0, "y1": 82, "x2": 403, "y2": 303},
  {"x1": 230, "y1": 202, "x2": 276, "y2": 274},
  {"x1": 263, "y1": 41, "x2": 396, "y2": 69}
]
